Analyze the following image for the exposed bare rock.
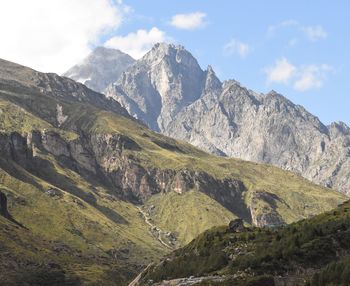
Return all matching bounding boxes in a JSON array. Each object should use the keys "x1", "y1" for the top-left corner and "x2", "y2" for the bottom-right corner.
[
  {"x1": 105, "y1": 43, "x2": 206, "y2": 131},
  {"x1": 228, "y1": 219, "x2": 245, "y2": 232},
  {"x1": 56, "y1": 104, "x2": 68, "y2": 127},
  {"x1": 45, "y1": 188, "x2": 63, "y2": 199},
  {"x1": 250, "y1": 191, "x2": 285, "y2": 227},
  {"x1": 0, "y1": 130, "x2": 249, "y2": 215}
]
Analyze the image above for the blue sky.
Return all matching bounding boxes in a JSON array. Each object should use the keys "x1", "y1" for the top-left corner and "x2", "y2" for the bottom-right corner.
[
  {"x1": 0, "y1": 0, "x2": 348, "y2": 125},
  {"x1": 110, "y1": 0, "x2": 349, "y2": 126}
]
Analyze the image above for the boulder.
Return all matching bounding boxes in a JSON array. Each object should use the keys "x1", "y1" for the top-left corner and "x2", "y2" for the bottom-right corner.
[
  {"x1": 228, "y1": 219, "x2": 245, "y2": 232},
  {"x1": 45, "y1": 188, "x2": 63, "y2": 199}
]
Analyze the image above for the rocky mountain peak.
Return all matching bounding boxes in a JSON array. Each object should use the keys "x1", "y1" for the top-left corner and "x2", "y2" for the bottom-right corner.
[
  {"x1": 63, "y1": 46, "x2": 135, "y2": 93},
  {"x1": 143, "y1": 43, "x2": 192, "y2": 62},
  {"x1": 140, "y1": 43, "x2": 203, "y2": 79},
  {"x1": 85, "y1": 46, "x2": 128, "y2": 60},
  {"x1": 329, "y1": 121, "x2": 350, "y2": 137},
  {"x1": 204, "y1": 65, "x2": 221, "y2": 92},
  {"x1": 106, "y1": 43, "x2": 206, "y2": 131}
]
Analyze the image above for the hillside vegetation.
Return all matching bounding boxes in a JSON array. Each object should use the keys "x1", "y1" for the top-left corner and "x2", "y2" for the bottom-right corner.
[{"x1": 140, "y1": 200, "x2": 350, "y2": 285}]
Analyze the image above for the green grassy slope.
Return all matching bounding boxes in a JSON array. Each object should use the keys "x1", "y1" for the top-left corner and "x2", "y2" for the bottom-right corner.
[
  {"x1": 0, "y1": 215, "x2": 135, "y2": 286},
  {"x1": 0, "y1": 156, "x2": 167, "y2": 285},
  {"x1": 144, "y1": 191, "x2": 237, "y2": 244},
  {"x1": 140, "y1": 200, "x2": 350, "y2": 285}
]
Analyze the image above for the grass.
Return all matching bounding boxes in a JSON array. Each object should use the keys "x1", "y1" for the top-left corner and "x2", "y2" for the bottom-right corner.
[
  {"x1": 0, "y1": 155, "x2": 168, "y2": 285},
  {"x1": 144, "y1": 191, "x2": 237, "y2": 244}
]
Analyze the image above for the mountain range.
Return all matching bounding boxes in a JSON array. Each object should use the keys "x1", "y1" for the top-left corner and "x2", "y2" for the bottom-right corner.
[
  {"x1": 65, "y1": 43, "x2": 350, "y2": 196},
  {"x1": 0, "y1": 55, "x2": 346, "y2": 285}
]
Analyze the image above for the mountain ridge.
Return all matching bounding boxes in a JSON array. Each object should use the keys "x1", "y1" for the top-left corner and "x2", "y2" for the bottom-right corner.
[{"x1": 65, "y1": 43, "x2": 350, "y2": 196}]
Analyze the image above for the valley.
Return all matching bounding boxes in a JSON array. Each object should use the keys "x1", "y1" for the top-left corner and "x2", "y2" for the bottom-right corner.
[{"x1": 1, "y1": 1, "x2": 348, "y2": 285}]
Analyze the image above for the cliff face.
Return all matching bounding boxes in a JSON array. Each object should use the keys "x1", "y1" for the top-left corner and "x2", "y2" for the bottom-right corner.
[
  {"x1": 0, "y1": 130, "x2": 249, "y2": 219},
  {"x1": 105, "y1": 43, "x2": 206, "y2": 131},
  {"x1": 166, "y1": 84, "x2": 350, "y2": 196}
]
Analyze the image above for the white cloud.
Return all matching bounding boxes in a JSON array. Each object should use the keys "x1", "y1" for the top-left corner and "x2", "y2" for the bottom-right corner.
[
  {"x1": 223, "y1": 39, "x2": 251, "y2": 58},
  {"x1": 170, "y1": 12, "x2": 207, "y2": 30},
  {"x1": 104, "y1": 27, "x2": 169, "y2": 59},
  {"x1": 267, "y1": 19, "x2": 299, "y2": 37},
  {"x1": 302, "y1": 25, "x2": 328, "y2": 41},
  {"x1": 267, "y1": 20, "x2": 328, "y2": 42},
  {"x1": 294, "y1": 64, "x2": 333, "y2": 91},
  {"x1": 0, "y1": 0, "x2": 129, "y2": 74},
  {"x1": 265, "y1": 58, "x2": 333, "y2": 91},
  {"x1": 265, "y1": 58, "x2": 297, "y2": 84}
]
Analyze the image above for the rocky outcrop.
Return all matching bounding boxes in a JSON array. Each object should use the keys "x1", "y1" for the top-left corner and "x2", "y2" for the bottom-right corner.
[
  {"x1": 228, "y1": 218, "x2": 245, "y2": 232},
  {"x1": 45, "y1": 188, "x2": 63, "y2": 199},
  {"x1": 76, "y1": 43, "x2": 350, "y2": 196},
  {"x1": 250, "y1": 191, "x2": 285, "y2": 227},
  {"x1": 5, "y1": 124, "x2": 339, "y2": 227}
]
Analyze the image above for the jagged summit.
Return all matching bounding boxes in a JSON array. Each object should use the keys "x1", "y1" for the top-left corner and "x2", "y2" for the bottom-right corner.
[
  {"x1": 142, "y1": 42, "x2": 200, "y2": 68},
  {"x1": 204, "y1": 65, "x2": 222, "y2": 92},
  {"x1": 105, "y1": 43, "x2": 206, "y2": 132}
]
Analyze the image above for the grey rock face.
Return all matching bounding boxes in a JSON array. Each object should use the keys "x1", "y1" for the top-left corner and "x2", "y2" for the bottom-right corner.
[
  {"x1": 105, "y1": 43, "x2": 206, "y2": 131},
  {"x1": 250, "y1": 191, "x2": 285, "y2": 227},
  {"x1": 63, "y1": 47, "x2": 135, "y2": 93},
  {"x1": 0, "y1": 130, "x2": 251, "y2": 222},
  {"x1": 168, "y1": 84, "x2": 350, "y2": 196},
  {"x1": 100, "y1": 43, "x2": 350, "y2": 196},
  {"x1": 228, "y1": 218, "x2": 245, "y2": 232}
]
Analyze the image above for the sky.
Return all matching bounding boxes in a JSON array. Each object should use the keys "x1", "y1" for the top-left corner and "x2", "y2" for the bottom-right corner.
[{"x1": 0, "y1": 0, "x2": 349, "y2": 126}]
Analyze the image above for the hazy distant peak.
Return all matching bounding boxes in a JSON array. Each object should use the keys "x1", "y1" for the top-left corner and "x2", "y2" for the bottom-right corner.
[{"x1": 63, "y1": 47, "x2": 135, "y2": 92}]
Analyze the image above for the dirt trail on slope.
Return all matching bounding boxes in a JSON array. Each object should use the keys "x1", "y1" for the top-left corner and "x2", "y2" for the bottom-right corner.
[{"x1": 137, "y1": 206, "x2": 174, "y2": 249}]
